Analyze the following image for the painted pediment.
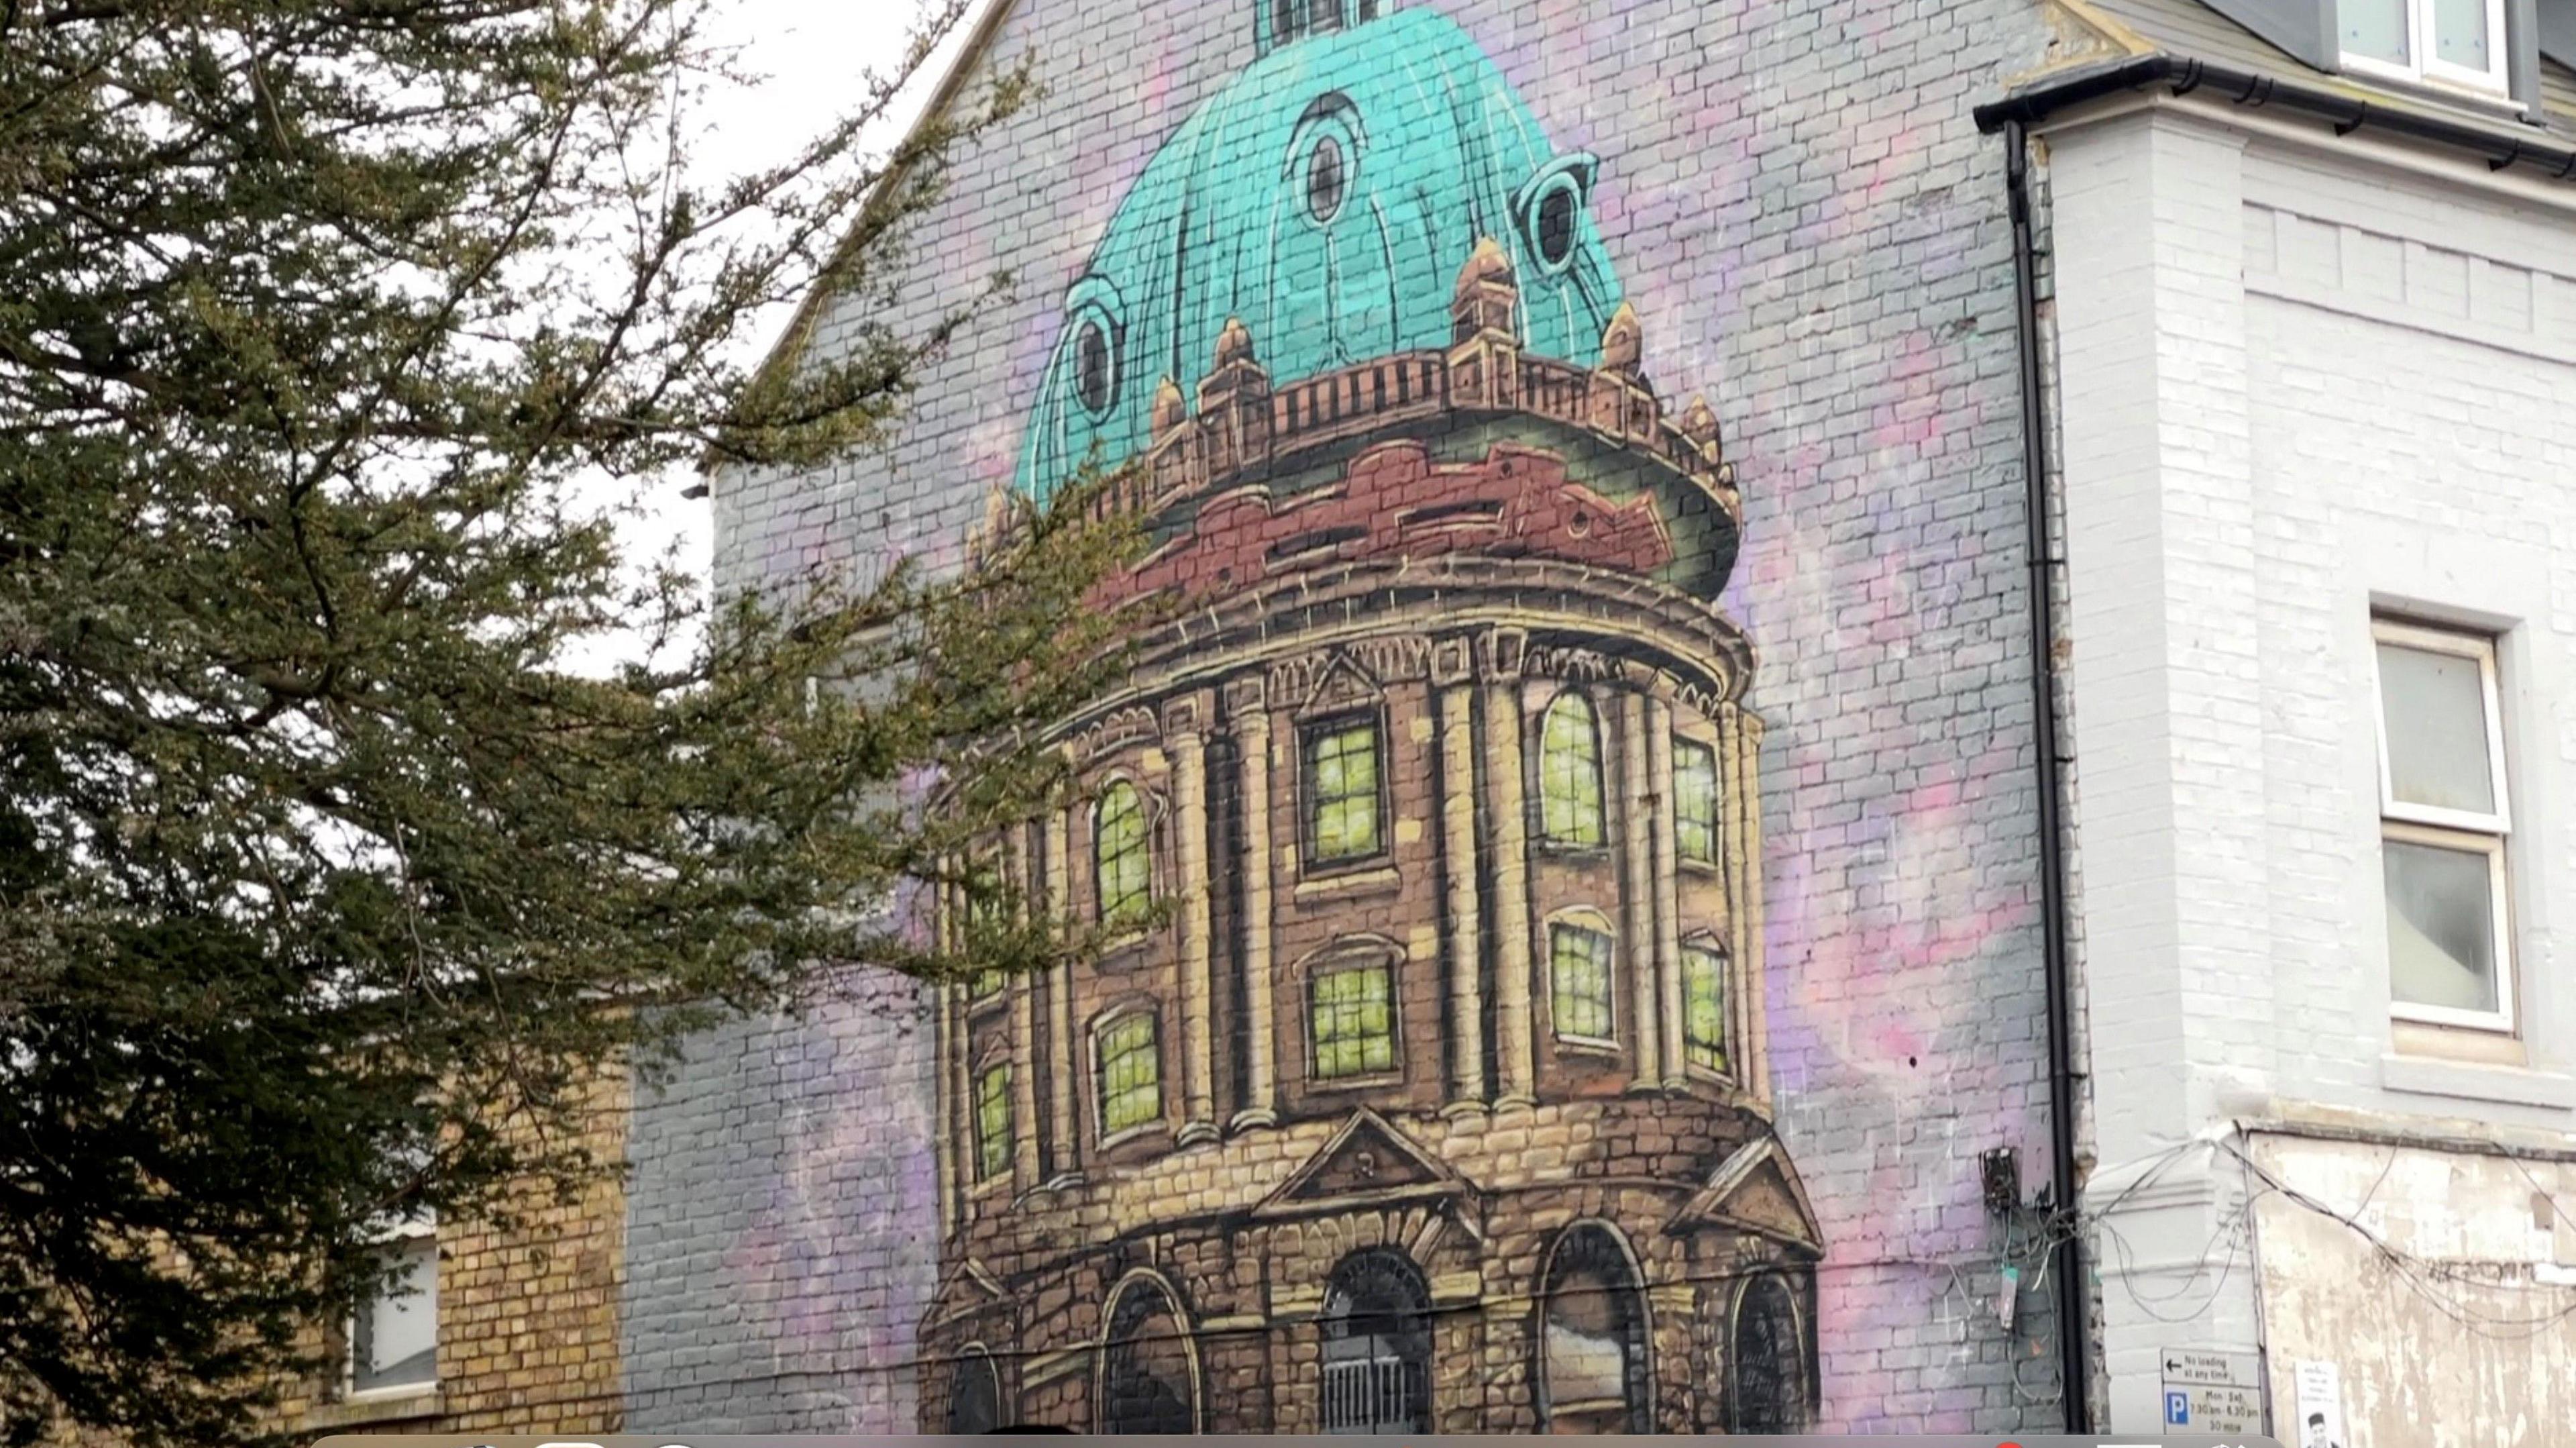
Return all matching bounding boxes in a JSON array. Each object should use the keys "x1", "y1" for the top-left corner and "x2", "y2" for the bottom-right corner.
[
  {"x1": 926, "y1": 1255, "x2": 1014, "y2": 1328},
  {"x1": 1298, "y1": 650, "x2": 1386, "y2": 718},
  {"x1": 1671, "y1": 1136, "x2": 1825, "y2": 1257},
  {"x1": 1252, "y1": 1108, "x2": 1473, "y2": 1219}
]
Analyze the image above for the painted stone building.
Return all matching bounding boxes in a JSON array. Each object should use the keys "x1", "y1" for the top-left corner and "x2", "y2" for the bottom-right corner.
[
  {"x1": 310, "y1": 0, "x2": 2576, "y2": 1439},
  {"x1": 919, "y1": 13, "x2": 1823, "y2": 1427},
  {"x1": 633, "y1": 0, "x2": 2090, "y2": 1436},
  {"x1": 610, "y1": 0, "x2": 2576, "y2": 1436}
]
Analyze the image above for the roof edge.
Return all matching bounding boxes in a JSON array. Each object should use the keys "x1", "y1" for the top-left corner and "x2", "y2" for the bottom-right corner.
[
  {"x1": 1974, "y1": 51, "x2": 2576, "y2": 181},
  {"x1": 695, "y1": 0, "x2": 1027, "y2": 486}
]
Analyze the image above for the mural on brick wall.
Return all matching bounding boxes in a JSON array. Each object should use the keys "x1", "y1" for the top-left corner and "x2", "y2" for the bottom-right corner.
[{"x1": 920, "y1": 0, "x2": 1826, "y2": 1433}]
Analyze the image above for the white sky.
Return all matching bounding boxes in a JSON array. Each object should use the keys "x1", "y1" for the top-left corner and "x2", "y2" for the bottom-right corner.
[{"x1": 579, "y1": 0, "x2": 981, "y2": 672}]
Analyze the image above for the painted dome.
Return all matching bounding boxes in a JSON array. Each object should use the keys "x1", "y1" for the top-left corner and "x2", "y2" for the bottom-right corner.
[{"x1": 1014, "y1": 4, "x2": 1626, "y2": 500}]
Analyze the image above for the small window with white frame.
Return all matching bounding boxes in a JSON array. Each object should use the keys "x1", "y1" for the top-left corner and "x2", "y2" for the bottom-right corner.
[
  {"x1": 2372, "y1": 618, "x2": 2514, "y2": 1032},
  {"x1": 2340, "y1": 0, "x2": 2510, "y2": 97},
  {"x1": 346, "y1": 1210, "x2": 439, "y2": 1397}
]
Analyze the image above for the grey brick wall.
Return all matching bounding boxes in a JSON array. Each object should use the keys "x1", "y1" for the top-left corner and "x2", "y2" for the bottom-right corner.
[
  {"x1": 623, "y1": 974, "x2": 938, "y2": 1432},
  {"x1": 635, "y1": 0, "x2": 2079, "y2": 1432}
]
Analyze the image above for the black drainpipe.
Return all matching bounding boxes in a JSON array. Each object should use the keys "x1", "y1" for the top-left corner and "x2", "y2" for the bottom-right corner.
[{"x1": 1999, "y1": 117, "x2": 2091, "y2": 1436}]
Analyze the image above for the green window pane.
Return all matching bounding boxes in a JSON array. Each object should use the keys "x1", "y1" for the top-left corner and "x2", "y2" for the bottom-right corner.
[
  {"x1": 1097, "y1": 1015, "x2": 1164, "y2": 1136},
  {"x1": 1550, "y1": 925, "x2": 1615, "y2": 1041},
  {"x1": 1675, "y1": 739, "x2": 1719, "y2": 866},
  {"x1": 963, "y1": 858, "x2": 1009, "y2": 972},
  {"x1": 1684, "y1": 946, "x2": 1729, "y2": 1074},
  {"x1": 1096, "y1": 782, "x2": 1151, "y2": 925},
  {"x1": 1540, "y1": 696, "x2": 1605, "y2": 846},
  {"x1": 1311, "y1": 964, "x2": 1396, "y2": 1080},
  {"x1": 973, "y1": 1064, "x2": 1012, "y2": 1182},
  {"x1": 1306, "y1": 721, "x2": 1384, "y2": 864}
]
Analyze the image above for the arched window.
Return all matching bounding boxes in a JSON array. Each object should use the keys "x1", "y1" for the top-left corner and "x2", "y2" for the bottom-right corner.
[
  {"x1": 1095, "y1": 781, "x2": 1151, "y2": 926},
  {"x1": 1727, "y1": 1274, "x2": 1810, "y2": 1433},
  {"x1": 1538, "y1": 1224, "x2": 1650, "y2": 1433},
  {"x1": 1099, "y1": 1277, "x2": 1197, "y2": 1434},
  {"x1": 1320, "y1": 1249, "x2": 1432, "y2": 1434},
  {"x1": 948, "y1": 1348, "x2": 1002, "y2": 1435},
  {"x1": 1538, "y1": 694, "x2": 1606, "y2": 846}
]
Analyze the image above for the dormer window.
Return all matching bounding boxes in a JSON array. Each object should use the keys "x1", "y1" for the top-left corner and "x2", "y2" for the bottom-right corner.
[
  {"x1": 1266, "y1": 0, "x2": 1381, "y2": 50},
  {"x1": 2341, "y1": 0, "x2": 2508, "y2": 95}
]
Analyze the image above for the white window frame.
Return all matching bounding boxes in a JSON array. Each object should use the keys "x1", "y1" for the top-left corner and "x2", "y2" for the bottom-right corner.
[
  {"x1": 343, "y1": 1209, "x2": 439, "y2": 1401},
  {"x1": 2371, "y1": 617, "x2": 2516, "y2": 1033},
  {"x1": 2341, "y1": 0, "x2": 2512, "y2": 99}
]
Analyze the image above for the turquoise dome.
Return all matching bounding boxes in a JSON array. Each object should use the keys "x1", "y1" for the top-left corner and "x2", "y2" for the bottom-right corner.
[{"x1": 1015, "y1": 4, "x2": 1627, "y2": 500}]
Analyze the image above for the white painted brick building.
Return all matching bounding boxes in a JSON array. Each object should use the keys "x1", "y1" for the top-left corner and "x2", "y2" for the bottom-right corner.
[{"x1": 2010, "y1": 0, "x2": 2576, "y2": 1438}]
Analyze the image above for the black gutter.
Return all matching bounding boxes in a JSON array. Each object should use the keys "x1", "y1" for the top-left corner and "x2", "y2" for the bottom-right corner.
[
  {"x1": 1974, "y1": 54, "x2": 2576, "y2": 179},
  {"x1": 1997, "y1": 118, "x2": 2092, "y2": 1437}
]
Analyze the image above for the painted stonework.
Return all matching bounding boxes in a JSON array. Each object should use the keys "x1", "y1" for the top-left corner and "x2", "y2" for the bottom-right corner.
[
  {"x1": 640, "y1": 0, "x2": 2072, "y2": 1433},
  {"x1": 926, "y1": 1, "x2": 1817, "y2": 1433}
]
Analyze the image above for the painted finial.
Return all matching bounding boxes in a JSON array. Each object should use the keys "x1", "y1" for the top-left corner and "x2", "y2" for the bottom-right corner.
[
  {"x1": 1679, "y1": 394, "x2": 1719, "y2": 444},
  {"x1": 1214, "y1": 316, "x2": 1257, "y2": 368},
  {"x1": 1599, "y1": 301, "x2": 1643, "y2": 374},
  {"x1": 1151, "y1": 376, "x2": 1188, "y2": 439}
]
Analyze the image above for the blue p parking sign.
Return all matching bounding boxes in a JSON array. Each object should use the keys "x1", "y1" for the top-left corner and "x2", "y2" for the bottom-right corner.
[{"x1": 2165, "y1": 1390, "x2": 2192, "y2": 1426}]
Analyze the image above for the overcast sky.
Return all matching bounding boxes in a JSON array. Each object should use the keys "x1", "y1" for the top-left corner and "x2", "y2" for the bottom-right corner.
[{"x1": 580, "y1": 0, "x2": 977, "y2": 671}]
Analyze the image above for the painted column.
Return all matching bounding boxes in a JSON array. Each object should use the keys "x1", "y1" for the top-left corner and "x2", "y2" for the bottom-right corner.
[
  {"x1": 1167, "y1": 694, "x2": 1220, "y2": 1144},
  {"x1": 1004, "y1": 829, "x2": 1042, "y2": 1190},
  {"x1": 1720, "y1": 703, "x2": 1768, "y2": 1103},
  {"x1": 1434, "y1": 637, "x2": 1489, "y2": 1108},
  {"x1": 1226, "y1": 677, "x2": 1280, "y2": 1131},
  {"x1": 1042, "y1": 800, "x2": 1080, "y2": 1181},
  {"x1": 1648, "y1": 696, "x2": 1688, "y2": 1088},
  {"x1": 1481, "y1": 631, "x2": 1537, "y2": 1108},
  {"x1": 934, "y1": 962, "x2": 959, "y2": 1232},
  {"x1": 1737, "y1": 711, "x2": 1770, "y2": 1100},
  {"x1": 1618, "y1": 689, "x2": 1662, "y2": 1088},
  {"x1": 944, "y1": 875, "x2": 977, "y2": 1224}
]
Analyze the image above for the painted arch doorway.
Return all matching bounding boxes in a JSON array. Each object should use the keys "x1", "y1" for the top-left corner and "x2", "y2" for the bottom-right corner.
[
  {"x1": 1726, "y1": 1272, "x2": 1813, "y2": 1433},
  {"x1": 1098, "y1": 1275, "x2": 1199, "y2": 1434},
  {"x1": 1319, "y1": 1249, "x2": 1433, "y2": 1434},
  {"x1": 947, "y1": 1348, "x2": 1002, "y2": 1435},
  {"x1": 1536, "y1": 1223, "x2": 1652, "y2": 1433}
]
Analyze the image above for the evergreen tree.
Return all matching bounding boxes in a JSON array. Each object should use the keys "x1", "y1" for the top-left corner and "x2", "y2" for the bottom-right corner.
[{"x1": 0, "y1": 3, "x2": 1124, "y2": 1441}]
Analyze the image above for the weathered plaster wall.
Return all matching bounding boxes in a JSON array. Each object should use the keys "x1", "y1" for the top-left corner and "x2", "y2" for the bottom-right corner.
[
  {"x1": 633, "y1": 0, "x2": 2081, "y2": 1433},
  {"x1": 2251, "y1": 1135, "x2": 2576, "y2": 1448}
]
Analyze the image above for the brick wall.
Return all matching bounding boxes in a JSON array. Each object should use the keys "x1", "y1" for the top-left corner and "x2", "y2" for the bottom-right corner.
[
  {"x1": 641, "y1": 0, "x2": 2087, "y2": 1433},
  {"x1": 282, "y1": 1069, "x2": 631, "y2": 1439}
]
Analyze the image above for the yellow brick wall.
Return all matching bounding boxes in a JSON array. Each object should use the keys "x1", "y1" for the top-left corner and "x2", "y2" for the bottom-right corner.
[{"x1": 291, "y1": 1066, "x2": 631, "y2": 1439}]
